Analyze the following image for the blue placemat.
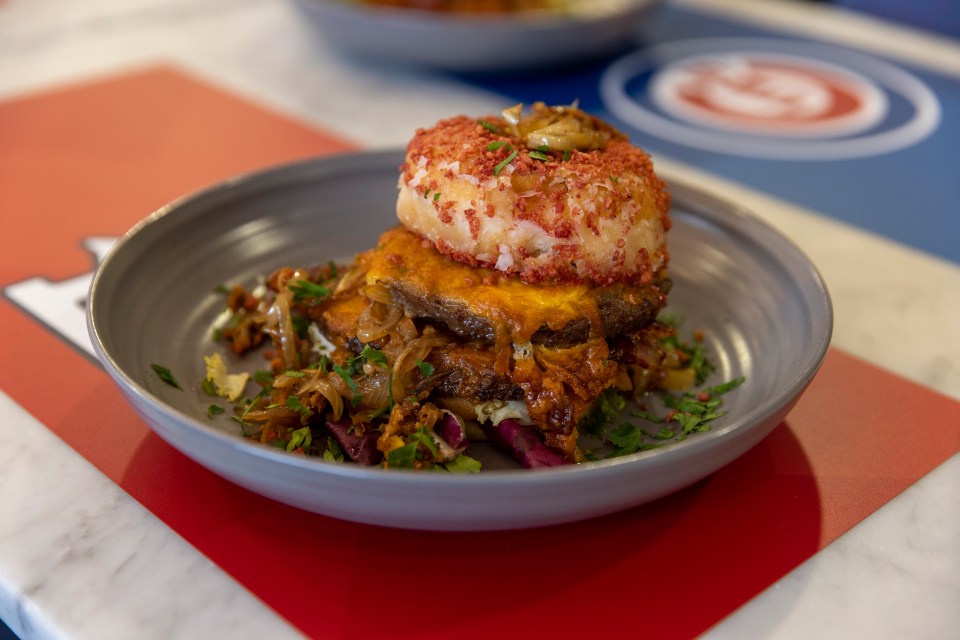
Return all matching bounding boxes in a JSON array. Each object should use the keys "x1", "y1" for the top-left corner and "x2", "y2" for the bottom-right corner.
[
  {"x1": 0, "y1": 618, "x2": 19, "y2": 640},
  {"x1": 457, "y1": 5, "x2": 960, "y2": 265}
]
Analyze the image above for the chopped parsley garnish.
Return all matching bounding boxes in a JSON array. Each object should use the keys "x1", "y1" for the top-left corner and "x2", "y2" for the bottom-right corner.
[
  {"x1": 332, "y1": 362, "x2": 359, "y2": 394},
  {"x1": 286, "y1": 426, "x2": 312, "y2": 452},
  {"x1": 562, "y1": 150, "x2": 571, "y2": 162},
  {"x1": 661, "y1": 334, "x2": 715, "y2": 385},
  {"x1": 359, "y1": 345, "x2": 389, "y2": 368},
  {"x1": 308, "y1": 356, "x2": 330, "y2": 373},
  {"x1": 236, "y1": 385, "x2": 272, "y2": 428},
  {"x1": 387, "y1": 442, "x2": 418, "y2": 468},
  {"x1": 207, "y1": 404, "x2": 225, "y2": 419},
  {"x1": 213, "y1": 284, "x2": 231, "y2": 294},
  {"x1": 607, "y1": 422, "x2": 659, "y2": 457},
  {"x1": 285, "y1": 395, "x2": 311, "y2": 419},
  {"x1": 323, "y1": 436, "x2": 344, "y2": 462},
  {"x1": 151, "y1": 364, "x2": 181, "y2": 390},
  {"x1": 709, "y1": 376, "x2": 746, "y2": 395},
  {"x1": 493, "y1": 149, "x2": 518, "y2": 176},
  {"x1": 334, "y1": 371, "x2": 361, "y2": 407},
  {"x1": 386, "y1": 425, "x2": 475, "y2": 470},
  {"x1": 444, "y1": 454, "x2": 482, "y2": 473},
  {"x1": 528, "y1": 150, "x2": 549, "y2": 162},
  {"x1": 582, "y1": 388, "x2": 626, "y2": 433},
  {"x1": 328, "y1": 346, "x2": 392, "y2": 410},
  {"x1": 387, "y1": 427, "x2": 454, "y2": 471},
  {"x1": 416, "y1": 359, "x2": 435, "y2": 378},
  {"x1": 409, "y1": 426, "x2": 439, "y2": 458},
  {"x1": 201, "y1": 377, "x2": 217, "y2": 396},
  {"x1": 630, "y1": 409, "x2": 662, "y2": 423},
  {"x1": 599, "y1": 373, "x2": 746, "y2": 456},
  {"x1": 288, "y1": 279, "x2": 331, "y2": 302},
  {"x1": 292, "y1": 314, "x2": 310, "y2": 338},
  {"x1": 652, "y1": 426, "x2": 675, "y2": 440},
  {"x1": 479, "y1": 120, "x2": 501, "y2": 134},
  {"x1": 334, "y1": 345, "x2": 388, "y2": 378},
  {"x1": 253, "y1": 369, "x2": 275, "y2": 387},
  {"x1": 486, "y1": 140, "x2": 511, "y2": 152}
]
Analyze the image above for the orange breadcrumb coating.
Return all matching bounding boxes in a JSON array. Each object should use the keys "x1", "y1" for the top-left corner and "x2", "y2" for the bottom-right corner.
[{"x1": 396, "y1": 114, "x2": 671, "y2": 286}]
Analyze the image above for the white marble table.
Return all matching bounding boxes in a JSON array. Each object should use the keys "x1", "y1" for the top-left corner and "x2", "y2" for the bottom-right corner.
[{"x1": 1, "y1": 0, "x2": 958, "y2": 637}]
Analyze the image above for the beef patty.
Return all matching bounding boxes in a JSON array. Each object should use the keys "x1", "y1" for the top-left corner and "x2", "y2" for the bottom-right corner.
[{"x1": 387, "y1": 278, "x2": 669, "y2": 348}]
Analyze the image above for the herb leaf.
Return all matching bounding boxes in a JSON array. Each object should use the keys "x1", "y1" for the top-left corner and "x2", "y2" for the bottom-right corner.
[
  {"x1": 661, "y1": 334, "x2": 715, "y2": 385},
  {"x1": 710, "y1": 376, "x2": 746, "y2": 395},
  {"x1": 387, "y1": 442, "x2": 418, "y2": 469},
  {"x1": 494, "y1": 149, "x2": 518, "y2": 176},
  {"x1": 288, "y1": 279, "x2": 331, "y2": 302},
  {"x1": 253, "y1": 369, "x2": 275, "y2": 386},
  {"x1": 358, "y1": 345, "x2": 388, "y2": 368},
  {"x1": 285, "y1": 395, "x2": 311, "y2": 419},
  {"x1": 409, "y1": 426, "x2": 439, "y2": 458},
  {"x1": 631, "y1": 409, "x2": 662, "y2": 423},
  {"x1": 323, "y1": 436, "x2": 344, "y2": 462},
  {"x1": 151, "y1": 364, "x2": 181, "y2": 390},
  {"x1": 444, "y1": 454, "x2": 482, "y2": 473},
  {"x1": 332, "y1": 363, "x2": 357, "y2": 389},
  {"x1": 608, "y1": 422, "x2": 652, "y2": 457},
  {"x1": 286, "y1": 426, "x2": 312, "y2": 452},
  {"x1": 416, "y1": 359, "x2": 435, "y2": 378},
  {"x1": 582, "y1": 388, "x2": 626, "y2": 433},
  {"x1": 201, "y1": 377, "x2": 217, "y2": 396}
]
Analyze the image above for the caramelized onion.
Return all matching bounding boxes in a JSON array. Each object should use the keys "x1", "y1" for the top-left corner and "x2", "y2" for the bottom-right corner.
[
  {"x1": 391, "y1": 332, "x2": 452, "y2": 401},
  {"x1": 299, "y1": 372, "x2": 344, "y2": 421},
  {"x1": 333, "y1": 263, "x2": 365, "y2": 295},
  {"x1": 355, "y1": 370, "x2": 390, "y2": 411},
  {"x1": 243, "y1": 405, "x2": 300, "y2": 424},
  {"x1": 355, "y1": 301, "x2": 402, "y2": 343},
  {"x1": 326, "y1": 371, "x2": 356, "y2": 412},
  {"x1": 361, "y1": 284, "x2": 394, "y2": 305},
  {"x1": 271, "y1": 372, "x2": 299, "y2": 389},
  {"x1": 270, "y1": 290, "x2": 297, "y2": 370}
]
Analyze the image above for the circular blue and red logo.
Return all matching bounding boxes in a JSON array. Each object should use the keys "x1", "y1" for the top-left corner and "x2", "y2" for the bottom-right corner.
[{"x1": 600, "y1": 38, "x2": 940, "y2": 160}]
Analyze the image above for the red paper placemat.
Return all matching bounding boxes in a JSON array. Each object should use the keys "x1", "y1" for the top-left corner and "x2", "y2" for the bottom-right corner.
[{"x1": 2, "y1": 67, "x2": 959, "y2": 639}]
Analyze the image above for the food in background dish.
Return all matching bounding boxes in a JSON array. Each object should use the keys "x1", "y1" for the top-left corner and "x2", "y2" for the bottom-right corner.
[
  {"x1": 356, "y1": 0, "x2": 566, "y2": 14},
  {"x1": 197, "y1": 103, "x2": 742, "y2": 470}
]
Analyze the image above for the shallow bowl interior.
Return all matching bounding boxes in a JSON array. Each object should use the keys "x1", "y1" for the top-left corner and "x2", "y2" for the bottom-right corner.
[{"x1": 88, "y1": 150, "x2": 832, "y2": 531}]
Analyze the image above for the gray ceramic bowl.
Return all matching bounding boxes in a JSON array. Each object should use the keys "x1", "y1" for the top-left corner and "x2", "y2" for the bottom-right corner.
[
  {"x1": 87, "y1": 150, "x2": 831, "y2": 531},
  {"x1": 291, "y1": 0, "x2": 663, "y2": 72}
]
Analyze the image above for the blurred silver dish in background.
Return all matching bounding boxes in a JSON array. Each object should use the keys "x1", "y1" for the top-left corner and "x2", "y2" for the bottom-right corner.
[{"x1": 291, "y1": 0, "x2": 663, "y2": 72}]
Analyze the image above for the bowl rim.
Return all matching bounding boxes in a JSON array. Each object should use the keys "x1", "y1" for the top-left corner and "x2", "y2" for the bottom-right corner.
[{"x1": 86, "y1": 148, "x2": 833, "y2": 489}]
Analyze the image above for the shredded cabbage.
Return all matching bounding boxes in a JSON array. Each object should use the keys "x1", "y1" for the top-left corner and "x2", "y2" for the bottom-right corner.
[{"x1": 204, "y1": 353, "x2": 249, "y2": 402}]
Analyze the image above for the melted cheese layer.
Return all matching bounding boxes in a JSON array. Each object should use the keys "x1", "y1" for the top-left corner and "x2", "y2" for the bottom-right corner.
[{"x1": 365, "y1": 226, "x2": 604, "y2": 348}]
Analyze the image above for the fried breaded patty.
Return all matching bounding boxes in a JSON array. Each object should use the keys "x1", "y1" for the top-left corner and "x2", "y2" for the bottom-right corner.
[
  {"x1": 365, "y1": 226, "x2": 668, "y2": 348},
  {"x1": 396, "y1": 104, "x2": 671, "y2": 287}
]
